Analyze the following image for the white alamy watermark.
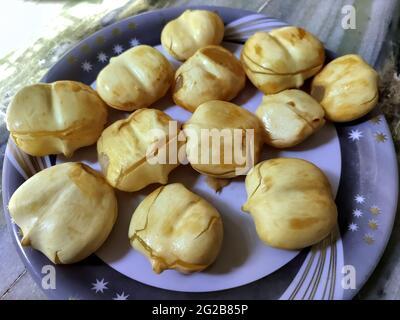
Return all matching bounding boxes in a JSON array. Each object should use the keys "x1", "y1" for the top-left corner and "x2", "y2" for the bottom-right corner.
[
  {"x1": 341, "y1": 265, "x2": 356, "y2": 290},
  {"x1": 341, "y1": 5, "x2": 356, "y2": 29},
  {"x1": 41, "y1": 265, "x2": 56, "y2": 290},
  {"x1": 145, "y1": 121, "x2": 256, "y2": 175}
]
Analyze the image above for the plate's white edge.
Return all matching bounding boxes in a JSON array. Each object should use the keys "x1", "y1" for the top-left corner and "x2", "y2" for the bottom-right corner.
[{"x1": 279, "y1": 228, "x2": 344, "y2": 300}]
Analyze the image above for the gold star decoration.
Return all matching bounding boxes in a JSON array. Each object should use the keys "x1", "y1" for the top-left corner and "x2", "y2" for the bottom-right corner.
[
  {"x1": 375, "y1": 132, "x2": 388, "y2": 142},
  {"x1": 370, "y1": 206, "x2": 381, "y2": 215},
  {"x1": 95, "y1": 36, "x2": 106, "y2": 45},
  {"x1": 128, "y1": 22, "x2": 137, "y2": 30},
  {"x1": 363, "y1": 233, "x2": 375, "y2": 245},
  {"x1": 363, "y1": 233, "x2": 375, "y2": 244},
  {"x1": 79, "y1": 44, "x2": 91, "y2": 54},
  {"x1": 112, "y1": 28, "x2": 121, "y2": 36},
  {"x1": 370, "y1": 116, "x2": 381, "y2": 124},
  {"x1": 368, "y1": 219, "x2": 379, "y2": 230},
  {"x1": 67, "y1": 55, "x2": 76, "y2": 64}
]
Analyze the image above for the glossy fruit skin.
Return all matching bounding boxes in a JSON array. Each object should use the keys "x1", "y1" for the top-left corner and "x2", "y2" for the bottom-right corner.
[{"x1": 128, "y1": 183, "x2": 223, "y2": 274}]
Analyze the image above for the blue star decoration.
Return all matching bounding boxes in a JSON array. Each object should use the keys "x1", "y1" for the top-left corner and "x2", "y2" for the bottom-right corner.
[
  {"x1": 91, "y1": 278, "x2": 108, "y2": 293},
  {"x1": 97, "y1": 52, "x2": 108, "y2": 63},
  {"x1": 352, "y1": 209, "x2": 363, "y2": 218},
  {"x1": 130, "y1": 38, "x2": 140, "y2": 47},
  {"x1": 113, "y1": 44, "x2": 124, "y2": 55},
  {"x1": 348, "y1": 223, "x2": 358, "y2": 232},
  {"x1": 354, "y1": 194, "x2": 365, "y2": 204},
  {"x1": 81, "y1": 61, "x2": 93, "y2": 72},
  {"x1": 348, "y1": 129, "x2": 363, "y2": 141},
  {"x1": 113, "y1": 292, "x2": 129, "y2": 300}
]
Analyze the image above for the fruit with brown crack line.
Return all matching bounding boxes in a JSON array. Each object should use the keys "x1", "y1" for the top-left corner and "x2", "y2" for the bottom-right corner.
[
  {"x1": 97, "y1": 108, "x2": 184, "y2": 192},
  {"x1": 172, "y1": 45, "x2": 246, "y2": 112},
  {"x1": 255, "y1": 89, "x2": 325, "y2": 148},
  {"x1": 242, "y1": 158, "x2": 337, "y2": 250},
  {"x1": 311, "y1": 54, "x2": 379, "y2": 122},
  {"x1": 161, "y1": 9, "x2": 224, "y2": 61},
  {"x1": 6, "y1": 81, "x2": 107, "y2": 157},
  {"x1": 96, "y1": 45, "x2": 173, "y2": 111},
  {"x1": 183, "y1": 100, "x2": 264, "y2": 178},
  {"x1": 8, "y1": 162, "x2": 118, "y2": 264},
  {"x1": 241, "y1": 27, "x2": 325, "y2": 94},
  {"x1": 128, "y1": 183, "x2": 223, "y2": 273}
]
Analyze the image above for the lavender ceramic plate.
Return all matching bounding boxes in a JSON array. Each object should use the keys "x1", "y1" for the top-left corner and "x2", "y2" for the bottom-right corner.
[{"x1": 2, "y1": 6, "x2": 398, "y2": 300}]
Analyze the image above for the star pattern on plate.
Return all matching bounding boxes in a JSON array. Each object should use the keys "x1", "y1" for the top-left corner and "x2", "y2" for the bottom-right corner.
[
  {"x1": 348, "y1": 223, "x2": 358, "y2": 232},
  {"x1": 67, "y1": 55, "x2": 76, "y2": 65},
  {"x1": 375, "y1": 132, "x2": 388, "y2": 143},
  {"x1": 91, "y1": 278, "x2": 108, "y2": 293},
  {"x1": 81, "y1": 61, "x2": 93, "y2": 72},
  {"x1": 352, "y1": 209, "x2": 363, "y2": 218},
  {"x1": 80, "y1": 44, "x2": 91, "y2": 54},
  {"x1": 348, "y1": 129, "x2": 363, "y2": 141},
  {"x1": 95, "y1": 36, "x2": 106, "y2": 45},
  {"x1": 351, "y1": 194, "x2": 382, "y2": 245},
  {"x1": 113, "y1": 292, "x2": 129, "y2": 300},
  {"x1": 97, "y1": 52, "x2": 108, "y2": 63},
  {"x1": 368, "y1": 219, "x2": 379, "y2": 230},
  {"x1": 354, "y1": 194, "x2": 365, "y2": 204},
  {"x1": 370, "y1": 205, "x2": 381, "y2": 216},
  {"x1": 112, "y1": 28, "x2": 121, "y2": 36},
  {"x1": 129, "y1": 37, "x2": 140, "y2": 47},
  {"x1": 363, "y1": 233, "x2": 375, "y2": 245},
  {"x1": 370, "y1": 116, "x2": 381, "y2": 124},
  {"x1": 128, "y1": 22, "x2": 137, "y2": 30},
  {"x1": 113, "y1": 44, "x2": 124, "y2": 55}
]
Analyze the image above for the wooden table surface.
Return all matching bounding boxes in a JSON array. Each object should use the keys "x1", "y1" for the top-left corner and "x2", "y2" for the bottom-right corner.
[{"x1": 0, "y1": 0, "x2": 399, "y2": 300}]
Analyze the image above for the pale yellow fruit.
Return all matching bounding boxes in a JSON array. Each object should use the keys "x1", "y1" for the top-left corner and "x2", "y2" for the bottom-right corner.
[
  {"x1": 241, "y1": 27, "x2": 325, "y2": 94},
  {"x1": 161, "y1": 9, "x2": 224, "y2": 61},
  {"x1": 8, "y1": 162, "x2": 117, "y2": 264},
  {"x1": 242, "y1": 158, "x2": 337, "y2": 250},
  {"x1": 97, "y1": 108, "x2": 183, "y2": 192},
  {"x1": 205, "y1": 176, "x2": 231, "y2": 193},
  {"x1": 311, "y1": 54, "x2": 379, "y2": 122},
  {"x1": 173, "y1": 45, "x2": 246, "y2": 112},
  {"x1": 96, "y1": 45, "x2": 173, "y2": 111},
  {"x1": 128, "y1": 183, "x2": 223, "y2": 273},
  {"x1": 256, "y1": 89, "x2": 325, "y2": 148},
  {"x1": 6, "y1": 81, "x2": 107, "y2": 157},
  {"x1": 183, "y1": 100, "x2": 264, "y2": 178}
]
